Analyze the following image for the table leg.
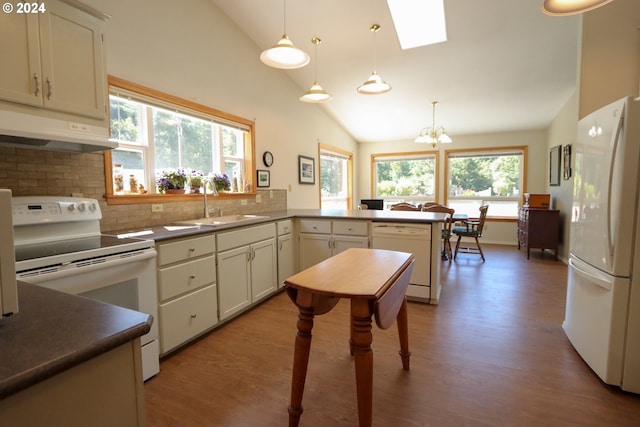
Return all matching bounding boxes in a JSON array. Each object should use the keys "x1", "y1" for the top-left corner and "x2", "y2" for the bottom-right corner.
[
  {"x1": 288, "y1": 305, "x2": 315, "y2": 427},
  {"x1": 351, "y1": 298, "x2": 374, "y2": 427},
  {"x1": 396, "y1": 297, "x2": 410, "y2": 370}
]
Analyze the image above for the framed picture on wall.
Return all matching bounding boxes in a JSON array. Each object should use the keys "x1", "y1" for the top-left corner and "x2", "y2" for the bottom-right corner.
[
  {"x1": 298, "y1": 155, "x2": 315, "y2": 185},
  {"x1": 257, "y1": 170, "x2": 270, "y2": 188},
  {"x1": 549, "y1": 145, "x2": 561, "y2": 186}
]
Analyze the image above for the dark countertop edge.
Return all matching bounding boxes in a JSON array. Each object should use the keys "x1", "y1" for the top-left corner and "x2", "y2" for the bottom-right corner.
[
  {"x1": 0, "y1": 283, "x2": 151, "y2": 400},
  {"x1": 111, "y1": 209, "x2": 447, "y2": 242}
]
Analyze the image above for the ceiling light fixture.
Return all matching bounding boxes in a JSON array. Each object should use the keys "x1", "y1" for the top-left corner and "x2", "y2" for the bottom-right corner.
[
  {"x1": 300, "y1": 37, "x2": 332, "y2": 103},
  {"x1": 414, "y1": 101, "x2": 453, "y2": 148},
  {"x1": 541, "y1": 0, "x2": 614, "y2": 16},
  {"x1": 357, "y1": 24, "x2": 392, "y2": 95},
  {"x1": 260, "y1": 0, "x2": 310, "y2": 69}
]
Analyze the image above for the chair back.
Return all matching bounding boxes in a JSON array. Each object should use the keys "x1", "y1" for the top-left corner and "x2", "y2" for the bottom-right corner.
[
  {"x1": 423, "y1": 205, "x2": 455, "y2": 234},
  {"x1": 421, "y1": 202, "x2": 441, "y2": 210},
  {"x1": 390, "y1": 202, "x2": 421, "y2": 211},
  {"x1": 475, "y1": 205, "x2": 489, "y2": 235}
]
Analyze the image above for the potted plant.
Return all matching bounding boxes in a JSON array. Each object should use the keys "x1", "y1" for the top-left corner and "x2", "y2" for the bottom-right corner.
[
  {"x1": 212, "y1": 172, "x2": 231, "y2": 193},
  {"x1": 189, "y1": 169, "x2": 205, "y2": 193},
  {"x1": 156, "y1": 168, "x2": 188, "y2": 194}
]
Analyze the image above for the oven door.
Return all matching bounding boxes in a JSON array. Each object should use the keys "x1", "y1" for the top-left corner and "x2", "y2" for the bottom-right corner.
[{"x1": 17, "y1": 248, "x2": 160, "y2": 380}]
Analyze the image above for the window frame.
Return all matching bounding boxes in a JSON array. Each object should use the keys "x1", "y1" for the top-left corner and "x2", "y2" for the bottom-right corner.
[
  {"x1": 318, "y1": 143, "x2": 353, "y2": 209},
  {"x1": 370, "y1": 150, "x2": 439, "y2": 207},
  {"x1": 444, "y1": 146, "x2": 528, "y2": 220},
  {"x1": 104, "y1": 76, "x2": 256, "y2": 205}
]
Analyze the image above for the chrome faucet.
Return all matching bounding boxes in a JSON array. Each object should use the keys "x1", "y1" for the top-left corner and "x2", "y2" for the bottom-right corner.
[{"x1": 203, "y1": 178, "x2": 219, "y2": 218}]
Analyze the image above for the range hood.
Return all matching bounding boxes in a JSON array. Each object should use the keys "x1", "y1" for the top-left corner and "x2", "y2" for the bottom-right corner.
[{"x1": 0, "y1": 109, "x2": 118, "y2": 152}]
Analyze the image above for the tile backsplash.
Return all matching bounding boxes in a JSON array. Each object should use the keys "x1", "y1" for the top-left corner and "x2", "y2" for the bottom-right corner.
[{"x1": 0, "y1": 147, "x2": 287, "y2": 233}]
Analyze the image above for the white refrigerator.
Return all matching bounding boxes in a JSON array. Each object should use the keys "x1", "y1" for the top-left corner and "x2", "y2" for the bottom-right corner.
[{"x1": 564, "y1": 96, "x2": 640, "y2": 393}]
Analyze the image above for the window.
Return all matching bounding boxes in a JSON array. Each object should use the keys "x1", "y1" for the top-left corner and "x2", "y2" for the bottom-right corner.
[
  {"x1": 372, "y1": 152, "x2": 437, "y2": 208},
  {"x1": 445, "y1": 147, "x2": 527, "y2": 218},
  {"x1": 105, "y1": 77, "x2": 254, "y2": 203},
  {"x1": 319, "y1": 144, "x2": 353, "y2": 209}
]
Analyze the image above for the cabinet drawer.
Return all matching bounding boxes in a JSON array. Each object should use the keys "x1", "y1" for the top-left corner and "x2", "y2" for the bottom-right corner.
[
  {"x1": 217, "y1": 223, "x2": 276, "y2": 251},
  {"x1": 158, "y1": 254, "x2": 216, "y2": 301},
  {"x1": 333, "y1": 220, "x2": 369, "y2": 236},
  {"x1": 277, "y1": 219, "x2": 293, "y2": 236},
  {"x1": 298, "y1": 219, "x2": 331, "y2": 234},
  {"x1": 157, "y1": 235, "x2": 215, "y2": 266},
  {"x1": 159, "y1": 284, "x2": 218, "y2": 354}
]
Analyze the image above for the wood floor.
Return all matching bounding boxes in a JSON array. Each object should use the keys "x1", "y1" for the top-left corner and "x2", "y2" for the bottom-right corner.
[{"x1": 144, "y1": 245, "x2": 640, "y2": 427}]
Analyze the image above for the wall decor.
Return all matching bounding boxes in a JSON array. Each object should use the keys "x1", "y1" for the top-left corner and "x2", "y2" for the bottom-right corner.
[
  {"x1": 563, "y1": 144, "x2": 572, "y2": 180},
  {"x1": 298, "y1": 155, "x2": 315, "y2": 185},
  {"x1": 257, "y1": 170, "x2": 270, "y2": 188},
  {"x1": 549, "y1": 145, "x2": 561, "y2": 186}
]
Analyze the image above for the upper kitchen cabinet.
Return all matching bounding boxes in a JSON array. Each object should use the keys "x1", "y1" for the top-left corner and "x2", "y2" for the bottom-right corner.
[{"x1": 0, "y1": 0, "x2": 108, "y2": 121}]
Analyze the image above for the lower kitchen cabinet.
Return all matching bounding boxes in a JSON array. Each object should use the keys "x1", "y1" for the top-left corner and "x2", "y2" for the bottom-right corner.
[
  {"x1": 277, "y1": 220, "x2": 295, "y2": 286},
  {"x1": 158, "y1": 284, "x2": 218, "y2": 353},
  {"x1": 217, "y1": 223, "x2": 277, "y2": 321},
  {"x1": 156, "y1": 235, "x2": 217, "y2": 355},
  {"x1": 298, "y1": 219, "x2": 370, "y2": 270}
]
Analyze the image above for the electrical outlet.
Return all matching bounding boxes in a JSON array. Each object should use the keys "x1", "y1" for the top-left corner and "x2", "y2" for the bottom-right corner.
[
  {"x1": 256, "y1": 194, "x2": 262, "y2": 204},
  {"x1": 151, "y1": 204, "x2": 163, "y2": 212},
  {"x1": 241, "y1": 199, "x2": 248, "y2": 206}
]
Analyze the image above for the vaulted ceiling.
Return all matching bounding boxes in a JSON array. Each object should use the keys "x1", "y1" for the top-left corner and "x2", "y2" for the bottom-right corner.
[{"x1": 211, "y1": 0, "x2": 580, "y2": 143}]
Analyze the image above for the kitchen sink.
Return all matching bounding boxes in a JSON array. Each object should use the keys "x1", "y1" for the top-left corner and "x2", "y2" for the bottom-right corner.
[{"x1": 174, "y1": 214, "x2": 269, "y2": 226}]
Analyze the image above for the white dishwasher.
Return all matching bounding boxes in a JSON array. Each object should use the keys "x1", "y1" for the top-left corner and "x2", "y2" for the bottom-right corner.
[{"x1": 372, "y1": 223, "x2": 431, "y2": 302}]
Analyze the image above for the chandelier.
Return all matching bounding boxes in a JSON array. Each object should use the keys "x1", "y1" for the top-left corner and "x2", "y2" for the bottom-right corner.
[{"x1": 414, "y1": 101, "x2": 453, "y2": 148}]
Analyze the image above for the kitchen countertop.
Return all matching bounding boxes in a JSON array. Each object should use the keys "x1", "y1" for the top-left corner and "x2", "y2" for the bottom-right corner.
[
  {"x1": 0, "y1": 282, "x2": 151, "y2": 399},
  {"x1": 110, "y1": 208, "x2": 448, "y2": 242}
]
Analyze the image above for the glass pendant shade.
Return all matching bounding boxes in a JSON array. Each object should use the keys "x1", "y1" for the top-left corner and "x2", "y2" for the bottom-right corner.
[
  {"x1": 260, "y1": 34, "x2": 310, "y2": 69},
  {"x1": 300, "y1": 82, "x2": 332, "y2": 103},
  {"x1": 541, "y1": 0, "x2": 613, "y2": 15},
  {"x1": 357, "y1": 72, "x2": 392, "y2": 95},
  {"x1": 358, "y1": 24, "x2": 391, "y2": 95}
]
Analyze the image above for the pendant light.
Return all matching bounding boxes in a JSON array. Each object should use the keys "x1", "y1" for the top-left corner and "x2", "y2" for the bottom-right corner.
[
  {"x1": 300, "y1": 37, "x2": 332, "y2": 103},
  {"x1": 260, "y1": 0, "x2": 310, "y2": 69},
  {"x1": 541, "y1": 0, "x2": 614, "y2": 15},
  {"x1": 357, "y1": 24, "x2": 392, "y2": 95},
  {"x1": 414, "y1": 101, "x2": 453, "y2": 148}
]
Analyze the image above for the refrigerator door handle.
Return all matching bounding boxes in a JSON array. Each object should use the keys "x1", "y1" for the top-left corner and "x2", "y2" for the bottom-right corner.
[
  {"x1": 606, "y1": 111, "x2": 624, "y2": 257},
  {"x1": 569, "y1": 258, "x2": 612, "y2": 291}
]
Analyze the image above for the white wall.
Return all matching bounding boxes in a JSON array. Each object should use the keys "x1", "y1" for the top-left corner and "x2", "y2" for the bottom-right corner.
[
  {"x1": 546, "y1": 91, "x2": 579, "y2": 262},
  {"x1": 82, "y1": 0, "x2": 358, "y2": 209},
  {"x1": 357, "y1": 129, "x2": 549, "y2": 245}
]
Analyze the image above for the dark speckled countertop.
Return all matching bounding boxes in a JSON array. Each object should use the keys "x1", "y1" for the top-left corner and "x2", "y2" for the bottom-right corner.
[
  {"x1": 109, "y1": 209, "x2": 447, "y2": 242},
  {"x1": 0, "y1": 282, "x2": 151, "y2": 399}
]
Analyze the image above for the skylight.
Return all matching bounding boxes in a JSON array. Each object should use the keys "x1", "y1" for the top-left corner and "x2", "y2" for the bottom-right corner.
[{"x1": 386, "y1": 0, "x2": 448, "y2": 50}]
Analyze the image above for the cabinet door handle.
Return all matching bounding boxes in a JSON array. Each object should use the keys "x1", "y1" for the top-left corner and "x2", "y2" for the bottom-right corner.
[
  {"x1": 189, "y1": 247, "x2": 196, "y2": 252},
  {"x1": 189, "y1": 274, "x2": 196, "y2": 279},
  {"x1": 33, "y1": 73, "x2": 40, "y2": 97},
  {"x1": 190, "y1": 314, "x2": 197, "y2": 319},
  {"x1": 46, "y1": 78, "x2": 52, "y2": 100}
]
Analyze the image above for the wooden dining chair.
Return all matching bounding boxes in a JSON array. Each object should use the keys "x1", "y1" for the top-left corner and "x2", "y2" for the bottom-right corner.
[
  {"x1": 453, "y1": 205, "x2": 489, "y2": 262},
  {"x1": 389, "y1": 202, "x2": 421, "y2": 211},
  {"x1": 421, "y1": 202, "x2": 441, "y2": 210},
  {"x1": 423, "y1": 205, "x2": 455, "y2": 262}
]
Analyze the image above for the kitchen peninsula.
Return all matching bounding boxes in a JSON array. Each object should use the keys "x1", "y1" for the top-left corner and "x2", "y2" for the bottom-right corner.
[
  {"x1": 0, "y1": 282, "x2": 151, "y2": 426},
  {"x1": 113, "y1": 207, "x2": 446, "y2": 358}
]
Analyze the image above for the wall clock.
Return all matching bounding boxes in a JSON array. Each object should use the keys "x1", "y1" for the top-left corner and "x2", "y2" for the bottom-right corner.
[{"x1": 263, "y1": 151, "x2": 274, "y2": 167}]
